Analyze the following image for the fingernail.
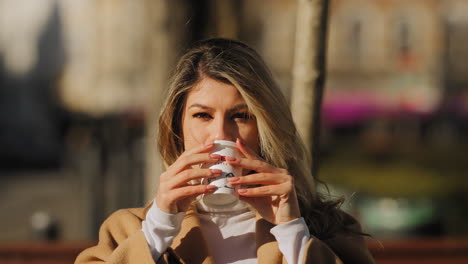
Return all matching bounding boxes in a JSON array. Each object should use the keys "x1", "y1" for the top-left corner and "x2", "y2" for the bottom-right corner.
[
  {"x1": 237, "y1": 138, "x2": 245, "y2": 145},
  {"x1": 210, "y1": 169, "x2": 222, "y2": 174},
  {"x1": 228, "y1": 177, "x2": 240, "y2": 182},
  {"x1": 210, "y1": 154, "x2": 220, "y2": 159},
  {"x1": 226, "y1": 156, "x2": 236, "y2": 161},
  {"x1": 205, "y1": 143, "x2": 214, "y2": 148},
  {"x1": 238, "y1": 189, "x2": 247, "y2": 194}
]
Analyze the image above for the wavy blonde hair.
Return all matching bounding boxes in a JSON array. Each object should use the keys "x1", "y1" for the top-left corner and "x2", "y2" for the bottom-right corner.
[{"x1": 158, "y1": 38, "x2": 344, "y2": 238}]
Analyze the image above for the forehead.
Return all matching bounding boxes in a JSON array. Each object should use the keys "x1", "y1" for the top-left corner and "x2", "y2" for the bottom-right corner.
[{"x1": 185, "y1": 77, "x2": 245, "y2": 106}]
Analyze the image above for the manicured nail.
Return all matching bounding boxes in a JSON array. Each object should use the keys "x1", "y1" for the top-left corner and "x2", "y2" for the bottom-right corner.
[
  {"x1": 210, "y1": 154, "x2": 221, "y2": 159},
  {"x1": 226, "y1": 156, "x2": 237, "y2": 161},
  {"x1": 228, "y1": 177, "x2": 240, "y2": 182}
]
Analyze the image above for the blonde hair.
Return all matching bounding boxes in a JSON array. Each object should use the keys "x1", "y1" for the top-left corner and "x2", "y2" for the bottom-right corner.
[{"x1": 158, "y1": 38, "x2": 344, "y2": 238}]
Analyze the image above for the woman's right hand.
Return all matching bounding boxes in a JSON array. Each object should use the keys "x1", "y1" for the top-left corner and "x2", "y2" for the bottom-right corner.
[{"x1": 156, "y1": 143, "x2": 221, "y2": 214}]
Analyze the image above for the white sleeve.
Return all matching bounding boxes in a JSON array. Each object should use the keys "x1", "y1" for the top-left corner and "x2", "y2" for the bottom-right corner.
[
  {"x1": 270, "y1": 217, "x2": 310, "y2": 264},
  {"x1": 141, "y1": 201, "x2": 186, "y2": 261}
]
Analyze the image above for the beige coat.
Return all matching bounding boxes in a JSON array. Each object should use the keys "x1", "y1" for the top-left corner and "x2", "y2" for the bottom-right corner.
[{"x1": 75, "y1": 205, "x2": 374, "y2": 264}]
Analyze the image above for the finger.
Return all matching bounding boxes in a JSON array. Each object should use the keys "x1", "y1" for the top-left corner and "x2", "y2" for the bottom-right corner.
[
  {"x1": 237, "y1": 182, "x2": 293, "y2": 197},
  {"x1": 163, "y1": 142, "x2": 216, "y2": 178},
  {"x1": 169, "y1": 168, "x2": 222, "y2": 188},
  {"x1": 180, "y1": 142, "x2": 215, "y2": 158},
  {"x1": 227, "y1": 156, "x2": 279, "y2": 173},
  {"x1": 166, "y1": 184, "x2": 218, "y2": 202},
  {"x1": 228, "y1": 173, "x2": 290, "y2": 186},
  {"x1": 168, "y1": 152, "x2": 221, "y2": 175},
  {"x1": 236, "y1": 138, "x2": 261, "y2": 160}
]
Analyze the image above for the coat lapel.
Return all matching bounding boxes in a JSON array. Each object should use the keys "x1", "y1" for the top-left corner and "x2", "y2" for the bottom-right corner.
[
  {"x1": 255, "y1": 214, "x2": 284, "y2": 264},
  {"x1": 171, "y1": 207, "x2": 215, "y2": 264}
]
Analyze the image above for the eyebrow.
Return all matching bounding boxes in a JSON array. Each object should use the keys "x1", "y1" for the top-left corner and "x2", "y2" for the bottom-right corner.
[{"x1": 187, "y1": 103, "x2": 249, "y2": 113}]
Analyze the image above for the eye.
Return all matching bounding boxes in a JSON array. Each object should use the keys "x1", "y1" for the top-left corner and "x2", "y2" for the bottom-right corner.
[
  {"x1": 232, "y1": 112, "x2": 254, "y2": 122},
  {"x1": 193, "y1": 112, "x2": 212, "y2": 120}
]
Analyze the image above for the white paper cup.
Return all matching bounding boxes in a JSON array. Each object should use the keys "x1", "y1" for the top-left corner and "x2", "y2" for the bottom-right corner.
[{"x1": 201, "y1": 140, "x2": 241, "y2": 207}]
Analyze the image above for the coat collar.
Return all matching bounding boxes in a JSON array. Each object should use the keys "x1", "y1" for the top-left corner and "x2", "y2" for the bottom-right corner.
[{"x1": 170, "y1": 206, "x2": 283, "y2": 264}]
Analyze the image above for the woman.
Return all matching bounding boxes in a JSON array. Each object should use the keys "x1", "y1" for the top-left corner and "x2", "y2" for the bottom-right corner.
[{"x1": 75, "y1": 38, "x2": 374, "y2": 264}]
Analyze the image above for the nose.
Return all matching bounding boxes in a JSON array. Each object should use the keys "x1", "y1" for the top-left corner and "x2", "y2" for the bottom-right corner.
[{"x1": 212, "y1": 117, "x2": 236, "y2": 142}]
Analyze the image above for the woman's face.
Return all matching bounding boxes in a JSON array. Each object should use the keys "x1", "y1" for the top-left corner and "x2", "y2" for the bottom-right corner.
[{"x1": 182, "y1": 77, "x2": 260, "y2": 155}]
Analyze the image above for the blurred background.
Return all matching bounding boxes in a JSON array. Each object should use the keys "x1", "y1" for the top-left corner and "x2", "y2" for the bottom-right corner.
[{"x1": 0, "y1": 0, "x2": 467, "y2": 259}]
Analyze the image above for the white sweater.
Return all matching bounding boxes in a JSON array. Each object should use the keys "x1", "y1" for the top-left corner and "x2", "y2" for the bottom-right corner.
[{"x1": 142, "y1": 200, "x2": 310, "y2": 264}]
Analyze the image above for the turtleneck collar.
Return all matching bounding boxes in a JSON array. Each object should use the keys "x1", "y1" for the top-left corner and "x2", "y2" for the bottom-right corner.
[{"x1": 195, "y1": 196, "x2": 251, "y2": 214}]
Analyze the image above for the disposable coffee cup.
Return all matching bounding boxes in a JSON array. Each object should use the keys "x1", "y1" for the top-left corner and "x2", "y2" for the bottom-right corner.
[{"x1": 201, "y1": 140, "x2": 241, "y2": 208}]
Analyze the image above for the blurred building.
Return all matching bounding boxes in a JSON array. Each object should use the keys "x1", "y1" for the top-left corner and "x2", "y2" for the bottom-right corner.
[
  {"x1": 326, "y1": 0, "x2": 468, "y2": 126},
  {"x1": 0, "y1": 0, "x2": 166, "y2": 241},
  {"x1": 321, "y1": 0, "x2": 468, "y2": 237}
]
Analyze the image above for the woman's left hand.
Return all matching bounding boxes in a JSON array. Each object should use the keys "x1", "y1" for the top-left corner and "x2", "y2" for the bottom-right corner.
[{"x1": 227, "y1": 139, "x2": 302, "y2": 225}]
